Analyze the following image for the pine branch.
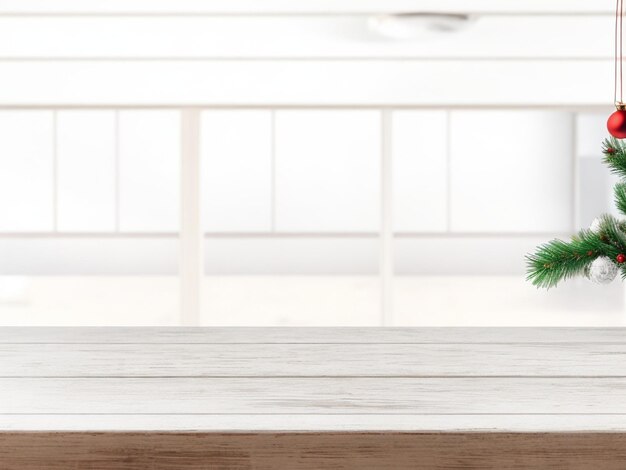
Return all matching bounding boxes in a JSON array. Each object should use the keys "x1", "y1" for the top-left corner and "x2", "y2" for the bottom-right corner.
[
  {"x1": 526, "y1": 215, "x2": 625, "y2": 288},
  {"x1": 603, "y1": 137, "x2": 626, "y2": 178},
  {"x1": 615, "y1": 182, "x2": 626, "y2": 216},
  {"x1": 528, "y1": 138, "x2": 626, "y2": 288},
  {"x1": 600, "y1": 213, "x2": 626, "y2": 251},
  {"x1": 526, "y1": 231, "x2": 603, "y2": 288}
]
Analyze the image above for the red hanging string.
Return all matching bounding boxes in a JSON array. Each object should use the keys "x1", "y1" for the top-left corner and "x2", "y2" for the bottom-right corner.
[
  {"x1": 616, "y1": 0, "x2": 624, "y2": 106},
  {"x1": 608, "y1": 0, "x2": 626, "y2": 137}
]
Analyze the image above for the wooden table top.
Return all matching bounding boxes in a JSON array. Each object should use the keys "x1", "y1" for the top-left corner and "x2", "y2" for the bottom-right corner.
[{"x1": 2, "y1": 327, "x2": 626, "y2": 432}]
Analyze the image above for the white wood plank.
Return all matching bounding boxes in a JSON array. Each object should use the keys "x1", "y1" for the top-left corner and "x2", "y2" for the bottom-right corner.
[
  {"x1": 392, "y1": 110, "x2": 448, "y2": 233},
  {"x1": 275, "y1": 110, "x2": 380, "y2": 232},
  {"x1": 56, "y1": 111, "x2": 116, "y2": 232},
  {"x1": 118, "y1": 110, "x2": 180, "y2": 232},
  {"x1": 4, "y1": 343, "x2": 626, "y2": 377},
  {"x1": 0, "y1": 16, "x2": 611, "y2": 60},
  {"x1": 1, "y1": 327, "x2": 626, "y2": 344},
  {"x1": 4, "y1": 414, "x2": 626, "y2": 432},
  {"x1": 3, "y1": 377, "x2": 626, "y2": 414},
  {"x1": 0, "y1": 61, "x2": 611, "y2": 106},
  {"x1": 0, "y1": 111, "x2": 54, "y2": 232},
  {"x1": 450, "y1": 111, "x2": 574, "y2": 233},
  {"x1": 201, "y1": 110, "x2": 272, "y2": 232},
  {"x1": 0, "y1": 0, "x2": 613, "y2": 14},
  {"x1": 2, "y1": 327, "x2": 626, "y2": 432}
]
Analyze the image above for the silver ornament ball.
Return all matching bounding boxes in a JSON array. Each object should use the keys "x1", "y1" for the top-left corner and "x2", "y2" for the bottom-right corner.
[{"x1": 586, "y1": 256, "x2": 618, "y2": 284}]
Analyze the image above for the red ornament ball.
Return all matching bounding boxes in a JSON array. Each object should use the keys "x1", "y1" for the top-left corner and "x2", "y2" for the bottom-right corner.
[
  {"x1": 617, "y1": 254, "x2": 626, "y2": 264},
  {"x1": 608, "y1": 110, "x2": 626, "y2": 139}
]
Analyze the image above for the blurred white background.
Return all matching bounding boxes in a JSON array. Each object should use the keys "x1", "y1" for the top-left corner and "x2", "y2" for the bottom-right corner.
[{"x1": 0, "y1": 0, "x2": 623, "y2": 326}]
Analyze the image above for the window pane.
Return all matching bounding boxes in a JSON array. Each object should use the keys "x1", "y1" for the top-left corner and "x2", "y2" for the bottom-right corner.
[
  {"x1": 392, "y1": 110, "x2": 448, "y2": 233},
  {"x1": 0, "y1": 110, "x2": 180, "y2": 326},
  {"x1": 0, "y1": 111, "x2": 53, "y2": 232},
  {"x1": 450, "y1": 111, "x2": 573, "y2": 233},
  {"x1": 119, "y1": 110, "x2": 180, "y2": 232},
  {"x1": 57, "y1": 110, "x2": 116, "y2": 232},
  {"x1": 201, "y1": 110, "x2": 272, "y2": 232},
  {"x1": 201, "y1": 110, "x2": 380, "y2": 326},
  {"x1": 275, "y1": 110, "x2": 380, "y2": 232}
]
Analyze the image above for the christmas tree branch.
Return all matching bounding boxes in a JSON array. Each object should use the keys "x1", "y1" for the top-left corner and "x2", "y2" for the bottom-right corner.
[
  {"x1": 615, "y1": 182, "x2": 626, "y2": 216},
  {"x1": 603, "y1": 137, "x2": 626, "y2": 177},
  {"x1": 601, "y1": 213, "x2": 626, "y2": 250},
  {"x1": 528, "y1": 135, "x2": 626, "y2": 288},
  {"x1": 526, "y1": 214, "x2": 626, "y2": 288}
]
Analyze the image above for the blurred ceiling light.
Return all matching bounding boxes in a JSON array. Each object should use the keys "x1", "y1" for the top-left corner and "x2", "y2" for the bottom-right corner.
[{"x1": 368, "y1": 13, "x2": 474, "y2": 39}]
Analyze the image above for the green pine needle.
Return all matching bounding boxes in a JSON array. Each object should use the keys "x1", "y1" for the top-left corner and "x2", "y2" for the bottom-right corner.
[
  {"x1": 603, "y1": 137, "x2": 626, "y2": 178},
  {"x1": 615, "y1": 182, "x2": 626, "y2": 216},
  {"x1": 526, "y1": 229, "x2": 605, "y2": 288}
]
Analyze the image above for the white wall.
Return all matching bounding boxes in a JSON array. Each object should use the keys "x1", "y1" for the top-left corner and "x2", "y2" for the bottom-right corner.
[{"x1": 0, "y1": 2, "x2": 621, "y2": 326}]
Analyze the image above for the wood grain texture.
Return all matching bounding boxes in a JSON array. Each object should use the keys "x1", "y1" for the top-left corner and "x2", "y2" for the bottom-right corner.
[
  {"x1": 2, "y1": 327, "x2": 626, "y2": 344},
  {"x1": 4, "y1": 342, "x2": 626, "y2": 377},
  {"x1": 6, "y1": 414, "x2": 626, "y2": 432},
  {"x1": 3, "y1": 432, "x2": 626, "y2": 470},
  {"x1": 4, "y1": 327, "x2": 626, "y2": 434},
  {"x1": 4, "y1": 377, "x2": 626, "y2": 414}
]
